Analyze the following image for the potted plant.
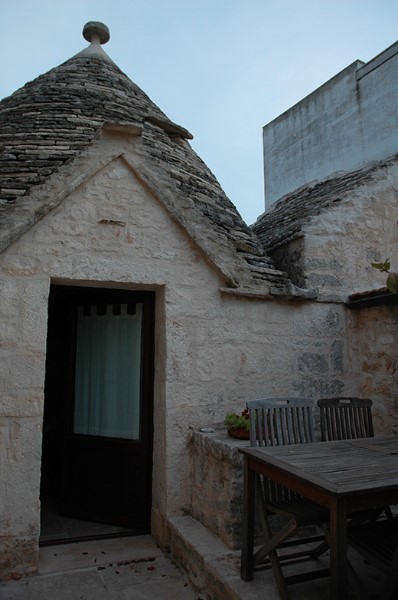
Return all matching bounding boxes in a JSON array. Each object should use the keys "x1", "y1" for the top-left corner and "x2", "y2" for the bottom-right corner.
[{"x1": 224, "y1": 408, "x2": 250, "y2": 440}]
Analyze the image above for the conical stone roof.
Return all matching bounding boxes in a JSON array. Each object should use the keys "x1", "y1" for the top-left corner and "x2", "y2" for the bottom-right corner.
[
  {"x1": 0, "y1": 22, "x2": 298, "y2": 297},
  {"x1": 0, "y1": 22, "x2": 188, "y2": 204}
]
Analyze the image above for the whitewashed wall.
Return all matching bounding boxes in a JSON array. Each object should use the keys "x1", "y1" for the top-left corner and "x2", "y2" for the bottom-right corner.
[
  {"x1": 290, "y1": 161, "x2": 398, "y2": 301},
  {"x1": 0, "y1": 153, "x2": 354, "y2": 578},
  {"x1": 279, "y1": 160, "x2": 398, "y2": 434}
]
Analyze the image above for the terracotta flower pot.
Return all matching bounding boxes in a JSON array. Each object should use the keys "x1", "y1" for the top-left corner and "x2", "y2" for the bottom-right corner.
[{"x1": 228, "y1": 428, "x2": 250, "y2": 440}]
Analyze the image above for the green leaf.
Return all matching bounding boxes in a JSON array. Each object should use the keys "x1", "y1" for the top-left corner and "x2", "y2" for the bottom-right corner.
[{"x1": 371, "y1": 259, "x2": 390, "y2": 272}]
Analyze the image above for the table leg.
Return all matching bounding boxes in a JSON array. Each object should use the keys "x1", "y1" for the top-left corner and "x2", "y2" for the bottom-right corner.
[
  {"x1": 241, "y1": 458, "x2": 255, "y2": 581},
  {"x1": 329, "y1": 497, "x2": 348, "y2": 599}
]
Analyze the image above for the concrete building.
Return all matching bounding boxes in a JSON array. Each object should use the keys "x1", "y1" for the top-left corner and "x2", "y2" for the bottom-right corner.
[
  {"x1": 0, "y1": 22, "x2": 397, "y2": 582},
  {"x1": 262, "y1": 41, "x2": 398, "y2": 209}
]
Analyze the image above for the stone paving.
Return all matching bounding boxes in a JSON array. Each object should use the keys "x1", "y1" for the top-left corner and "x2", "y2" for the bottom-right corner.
[
  {"x1": 0, "y1": 536, "x2": 202, "y2": 600},
  {"x1": 0, "y1": 523, "x2": 385, "y2": 600}
]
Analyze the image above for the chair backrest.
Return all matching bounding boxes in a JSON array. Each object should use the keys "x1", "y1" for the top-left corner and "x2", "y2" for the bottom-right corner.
[
  {"x1": 246, "y1": 397, "x2": 315, "y2": 447},
  {"x1": 317, "y1": 396, "x2": 374, "y2": 441}
]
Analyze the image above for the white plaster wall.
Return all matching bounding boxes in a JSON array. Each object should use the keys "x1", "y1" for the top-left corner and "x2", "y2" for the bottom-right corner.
[
  {"x1": 297, "y1": 161, "x2": 398, "y2": 301},
  {"x1": 0, "y1": 151, "x2": 354, "y2": 577},
  {"x1": 263, "y1": 42, "x2": 398, "y2": 207}
]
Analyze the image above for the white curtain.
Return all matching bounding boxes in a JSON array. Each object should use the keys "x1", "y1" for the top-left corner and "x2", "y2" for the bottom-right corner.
[{"x1": 74, "y1": 303, "x2": 142, "y2": 440}]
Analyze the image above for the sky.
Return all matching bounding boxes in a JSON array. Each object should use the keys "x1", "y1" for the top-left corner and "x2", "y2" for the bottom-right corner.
[{"x1": 1, "y1": 1, "x2": 398, "y2": 225}]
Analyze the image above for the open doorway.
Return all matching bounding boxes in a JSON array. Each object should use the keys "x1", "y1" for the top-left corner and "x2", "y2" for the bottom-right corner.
[{"x1": 40, "y1": 285, "x2": 155, "y2": 544}]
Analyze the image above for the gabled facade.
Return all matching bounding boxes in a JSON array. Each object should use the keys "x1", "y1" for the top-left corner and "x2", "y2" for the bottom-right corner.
[{"x1": 0, "y1": 22, "x2": 320, "y2": 578}]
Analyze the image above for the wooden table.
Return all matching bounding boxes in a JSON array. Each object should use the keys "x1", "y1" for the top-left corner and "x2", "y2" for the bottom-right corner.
[{"x1": 240, "y1": 435, "x2": 398, "y2": 599}]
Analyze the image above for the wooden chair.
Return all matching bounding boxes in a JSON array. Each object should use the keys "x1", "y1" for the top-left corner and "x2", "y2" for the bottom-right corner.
[
  {"x1": 317, "y1": 396, "x2": 374, "y2": 441},
  {"x1": 246, "y1": 397, "x2": 330, "y2": 599},
  {"x1": 348, "y1": 518, "x2": 398, "y2": 599},
  {"x1": 317, "y1": 396, "x2": 393, "y2": 525}
]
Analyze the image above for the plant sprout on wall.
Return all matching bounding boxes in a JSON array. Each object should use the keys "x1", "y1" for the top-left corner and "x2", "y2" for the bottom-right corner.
[{"x1": 371, "y1": 259, "x2": 398, "y2": 293}]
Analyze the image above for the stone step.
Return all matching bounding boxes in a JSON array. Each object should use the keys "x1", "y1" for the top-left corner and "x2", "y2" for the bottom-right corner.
[
  {"x1": 168, "y1": 515, "x2": 280, "y2": 600},
  {"x1": 169, "y1": 515, "x2": 386, "y2": 599}
]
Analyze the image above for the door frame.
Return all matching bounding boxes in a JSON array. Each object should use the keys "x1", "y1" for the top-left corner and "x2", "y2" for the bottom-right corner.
[{"x1": 40, "y1": 284, "x2": 155, "y2": 541}]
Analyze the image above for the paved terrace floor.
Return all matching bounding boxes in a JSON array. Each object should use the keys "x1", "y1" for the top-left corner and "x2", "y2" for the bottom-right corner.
[{"x1": 0, "y1": 516, "x2": 386, "y2": 600}]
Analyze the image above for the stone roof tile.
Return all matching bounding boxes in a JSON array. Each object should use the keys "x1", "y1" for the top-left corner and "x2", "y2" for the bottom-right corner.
[{"x1": 252, "y1": 158, "x2": 396, "y2": 252}]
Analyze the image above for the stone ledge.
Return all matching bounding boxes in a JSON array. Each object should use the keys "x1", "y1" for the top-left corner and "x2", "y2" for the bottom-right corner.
[{"x1": 188, "y1": 428, "x2": 249, "y2": 550}]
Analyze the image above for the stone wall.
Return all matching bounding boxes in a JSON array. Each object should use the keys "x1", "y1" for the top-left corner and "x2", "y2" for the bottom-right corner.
[
  {"x1": 296, "y1": 162, "x2": 398, "y2": 301},
  {"x1": 266, "y1": 165, "x2": 398, "y2": 437},
  {"x1": 348, "y1": 302, "x2": 398, "y2": 435},
  {"x1": 0, "y1": 145, "x2": 371, "y2": 578},
  {"x1": 188, "y1": 429, "x2": 246, "y2": 549},
  {"x1": 188, "y1": 427, "x2": 323, "y2": 550},
  {"x1": 278, "y1": 166, "x2": 398, "y2": 436}
]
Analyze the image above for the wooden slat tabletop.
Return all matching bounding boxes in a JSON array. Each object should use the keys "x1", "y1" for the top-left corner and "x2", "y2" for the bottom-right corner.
[
  {"x1": 240, "y1": 434, "x2": 398, "y2": 599},
  {"x1": 240, "y1": 436, "x2": 398, "y2": 496}
]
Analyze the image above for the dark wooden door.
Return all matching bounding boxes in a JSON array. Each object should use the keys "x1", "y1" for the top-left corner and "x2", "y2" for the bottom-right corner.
[{"x1": 44, "y1": 285, "x2": 154, "y2": 530}]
